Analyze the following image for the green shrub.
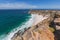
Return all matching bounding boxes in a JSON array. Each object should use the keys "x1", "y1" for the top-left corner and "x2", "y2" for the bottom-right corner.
[{"x1": 49, "y1": 27, "x2": 55, "y2": 32}]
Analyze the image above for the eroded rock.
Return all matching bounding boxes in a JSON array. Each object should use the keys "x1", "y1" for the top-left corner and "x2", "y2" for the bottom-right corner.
[{"x1": 12, "y1": 10, "x2": 60, "y2": 40}]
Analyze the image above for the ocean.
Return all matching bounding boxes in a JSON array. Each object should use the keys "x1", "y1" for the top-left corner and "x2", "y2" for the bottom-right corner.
[
  {"x1": 0, "y1": 9, "x2": 50, "y2": 40},
  {"x1": 0, "y1": 9, "x2": 31, "y2": 40}
]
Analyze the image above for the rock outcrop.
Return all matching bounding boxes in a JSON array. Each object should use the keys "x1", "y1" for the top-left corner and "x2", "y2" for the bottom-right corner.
[{"x1": 11, "y1": 10, "x2": 60, "y2": 40}]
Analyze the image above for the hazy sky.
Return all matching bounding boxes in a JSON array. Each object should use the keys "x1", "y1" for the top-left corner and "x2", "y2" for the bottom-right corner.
[{"x1": 0, "y1": 0, "x2": 60, "y2": 9}]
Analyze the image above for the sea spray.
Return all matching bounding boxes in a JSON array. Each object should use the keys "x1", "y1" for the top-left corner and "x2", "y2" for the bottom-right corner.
[
  {"x1": 0, "y1": 15, "x2": 32, "y2": 40},
  {"x1": 0, "y1": 15, "x2": 31, "y2": 40},
  {"x1": 31, "y1": 14, "x2": 50, "y2": 26},
  {"x1": 0, "y1": 14, "x2": 49, "y2": 40}
]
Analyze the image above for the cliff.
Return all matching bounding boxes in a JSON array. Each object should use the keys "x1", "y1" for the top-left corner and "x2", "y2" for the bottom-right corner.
[{"x1": 11, "y1": 10, "x2": 60, "y2": 40}]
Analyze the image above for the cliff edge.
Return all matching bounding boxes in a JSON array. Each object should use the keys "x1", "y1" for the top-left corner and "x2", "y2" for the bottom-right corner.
[{"x1": 11, "y1": 10, "x2": 60, "y2": 40}]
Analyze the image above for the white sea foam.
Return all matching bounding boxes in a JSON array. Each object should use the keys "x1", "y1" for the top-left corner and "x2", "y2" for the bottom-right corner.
[
  {"x1": 0, "y1": 14, "x2": 49, "y2": 40},
  {"x1": 31, "y1": 14, "x2": 49, "y2": 26}
]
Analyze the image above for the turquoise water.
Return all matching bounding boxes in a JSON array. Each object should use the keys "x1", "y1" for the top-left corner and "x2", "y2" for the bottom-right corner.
[{"x1": 0, "y1": 9, "x2": 30, "y2": 36}]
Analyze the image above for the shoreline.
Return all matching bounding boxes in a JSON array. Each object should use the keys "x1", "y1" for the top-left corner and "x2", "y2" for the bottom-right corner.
[
  {"x1": 11, "y1": 10, "x2": 60, "y2": 40},
  {"x1": 11, "y1": 10, "x2": 54, "y2": 40}
]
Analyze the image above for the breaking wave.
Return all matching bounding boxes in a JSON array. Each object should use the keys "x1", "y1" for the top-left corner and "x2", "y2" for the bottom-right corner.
[{"x1": 0, "y1": 14, "x2": 49, "y2": 40}]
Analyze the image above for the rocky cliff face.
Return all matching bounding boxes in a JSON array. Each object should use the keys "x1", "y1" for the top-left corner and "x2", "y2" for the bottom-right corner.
[{"x1": 11, "y1": 10, "x2": 60, "y2": 40}]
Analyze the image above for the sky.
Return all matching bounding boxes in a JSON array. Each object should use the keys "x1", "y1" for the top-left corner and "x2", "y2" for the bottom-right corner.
[{"x1": 0, "y1": 0, "x2": 60, "y2": 9}]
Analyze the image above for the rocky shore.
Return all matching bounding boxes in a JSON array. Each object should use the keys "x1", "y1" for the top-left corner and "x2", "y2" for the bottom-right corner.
[{"x1": 11, "y1": 10, "x2": 60, "y2": 40}]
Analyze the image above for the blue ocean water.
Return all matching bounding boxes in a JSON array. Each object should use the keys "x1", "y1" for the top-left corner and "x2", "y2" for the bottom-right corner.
[{"x1": 0, "y1": 9, "x2": 30, "y2": 36}]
